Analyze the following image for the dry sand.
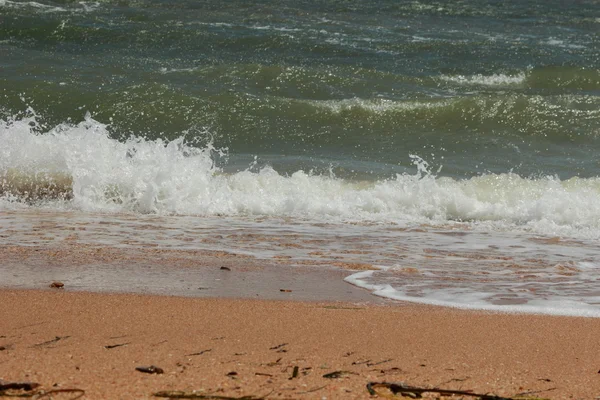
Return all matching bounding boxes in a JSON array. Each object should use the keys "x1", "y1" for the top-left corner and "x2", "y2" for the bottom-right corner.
[{"x1": 1, "y1": 289, "x2": 599, "y2": 399}]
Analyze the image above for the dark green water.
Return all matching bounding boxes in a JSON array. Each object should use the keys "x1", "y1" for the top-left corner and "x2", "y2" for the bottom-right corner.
[{"x1": 2, "y1": 0, "x2": 599, "y2": 179}]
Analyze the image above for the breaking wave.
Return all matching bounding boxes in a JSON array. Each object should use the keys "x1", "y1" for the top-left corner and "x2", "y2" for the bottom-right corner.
[{"x1": 2, "y1": 113, "x2": 600, "y2": 240}]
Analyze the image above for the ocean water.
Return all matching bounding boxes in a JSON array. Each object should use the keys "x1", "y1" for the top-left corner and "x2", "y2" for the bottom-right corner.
[{"x1": 1, "y1": 0, "x2": 600, "y2": 316}]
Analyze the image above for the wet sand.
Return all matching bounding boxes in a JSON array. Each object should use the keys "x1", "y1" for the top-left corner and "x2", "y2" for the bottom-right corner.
[
  {"x1": 0, "y1": 243, "x2": 383, "y2": 303},
  {"x1": 1, "y1": 289, "x2": 599, "y2": 399}
]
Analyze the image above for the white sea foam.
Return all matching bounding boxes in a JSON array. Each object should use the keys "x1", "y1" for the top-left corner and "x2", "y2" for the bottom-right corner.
[
  {"x1": 2, "y1": 113, "x2": 600, "y2": 240},
  {"x1": 188, "y1": 22, "x2": 234, "y2": 28},
  {"x1": 249, "y1": 25, "x2": 301, "y2": 32},
  {"x1": 0, "y1": 0, "x2": 67, "y2": 12},
  {"x1": 440, "y1": 73, "x2": 526, "y2": 86},
  {"x1": 544, "y1": 37, "x2": 585, "y2": 50},
  {"x1": 158, "y1": 66, "x2": 199, "y2": 74},
  {"x1": 0, "y1": 0, "x2": 100, "y2": 13},
  {"x1": 78, "y1": 1, "x2": 100, "y2": 13},
  {"x1": 306, "y1": 97, "x2": 448, "y2": 114},
  {"x1": 345, "y1": 264, "x2": 600, "y2": 318}
]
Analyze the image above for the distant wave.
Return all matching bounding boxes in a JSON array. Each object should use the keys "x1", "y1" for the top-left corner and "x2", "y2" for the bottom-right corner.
[
  {"x1": 0, "y1": 0, "x2": 100, "y2": 13},
  {"x1": 440, "y1": 73, "x2": 526, "y2": 86},
  {"x1": 440, "y1": 67, "x2": 600, "y2": 90},
  {"x1": 296, "y1": 94, "x2": 599, "y2": 140},
  {"x1": 0, "y1": 0, "x2": 66, "y2": 12}
]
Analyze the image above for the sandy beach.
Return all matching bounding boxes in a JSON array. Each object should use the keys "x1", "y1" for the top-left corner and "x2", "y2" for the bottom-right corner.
[
  {"x1": 1, "y1": 289, "x2": 599, "y2": 399},
  {"x1": 1, "y1": 215, "x2": 599, "y2": 399}
]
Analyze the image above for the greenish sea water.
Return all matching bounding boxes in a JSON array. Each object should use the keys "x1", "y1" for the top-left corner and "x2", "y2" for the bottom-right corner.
[{"x1": 2, "y1": 0, "x2": 599, "y2": 179}]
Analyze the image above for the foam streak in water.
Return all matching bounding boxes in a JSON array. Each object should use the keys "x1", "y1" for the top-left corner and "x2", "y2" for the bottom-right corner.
[{"x1": 440, "y1": 73, "x2": 526, "y2": 86}]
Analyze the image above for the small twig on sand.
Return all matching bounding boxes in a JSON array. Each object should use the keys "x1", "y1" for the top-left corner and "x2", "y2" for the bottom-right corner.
[
  {"x1": 186, "y1": 349, "x2": 212, "y2": 356},
  {"x1": 32, "y1": 336, "x2": 70, "y2": 348}
]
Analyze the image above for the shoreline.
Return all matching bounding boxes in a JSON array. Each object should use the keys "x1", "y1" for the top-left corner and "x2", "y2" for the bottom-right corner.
[
  {"x1": 3, "y1": 208, "x2": 600, "y2": 318},
  {"x1": 2, "y1": 212, "x2": 600, "y2": 399},
  {"x1": 0, "y1": 243, "x2": 386, "y2": 304},
  {"x1": 1, "y1": 289, "x2": 599, "y2": 399}
]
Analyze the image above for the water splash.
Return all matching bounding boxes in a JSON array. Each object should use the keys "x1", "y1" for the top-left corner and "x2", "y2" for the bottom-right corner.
[{"x1": 2, "y1": 112, "x2": 600, "y2": 239}]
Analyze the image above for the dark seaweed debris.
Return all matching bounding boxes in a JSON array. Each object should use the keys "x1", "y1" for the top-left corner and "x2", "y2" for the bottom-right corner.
[
  {"x1": 154, "y1": 391, "x2": 266, "y2": 399},
  {"x1": 366, "y1": 382, "x2": 551, "y2": 399},
  {"x1": 136, "y1": 365, "x2": 165, "y2": 374},
  {"x1": 0, "y1": 380, "x2": 84, "y2": 400}
]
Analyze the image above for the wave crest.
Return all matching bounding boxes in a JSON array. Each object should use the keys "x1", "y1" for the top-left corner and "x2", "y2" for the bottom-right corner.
[{"x1": 2, "y1": 113, "x2": 600, "y2": 239}]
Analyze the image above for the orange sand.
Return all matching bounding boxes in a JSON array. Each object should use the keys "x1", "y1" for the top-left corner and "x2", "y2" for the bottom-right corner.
[{"x1": 1, "y1": 289, "x2": 599, "y2": 399}]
